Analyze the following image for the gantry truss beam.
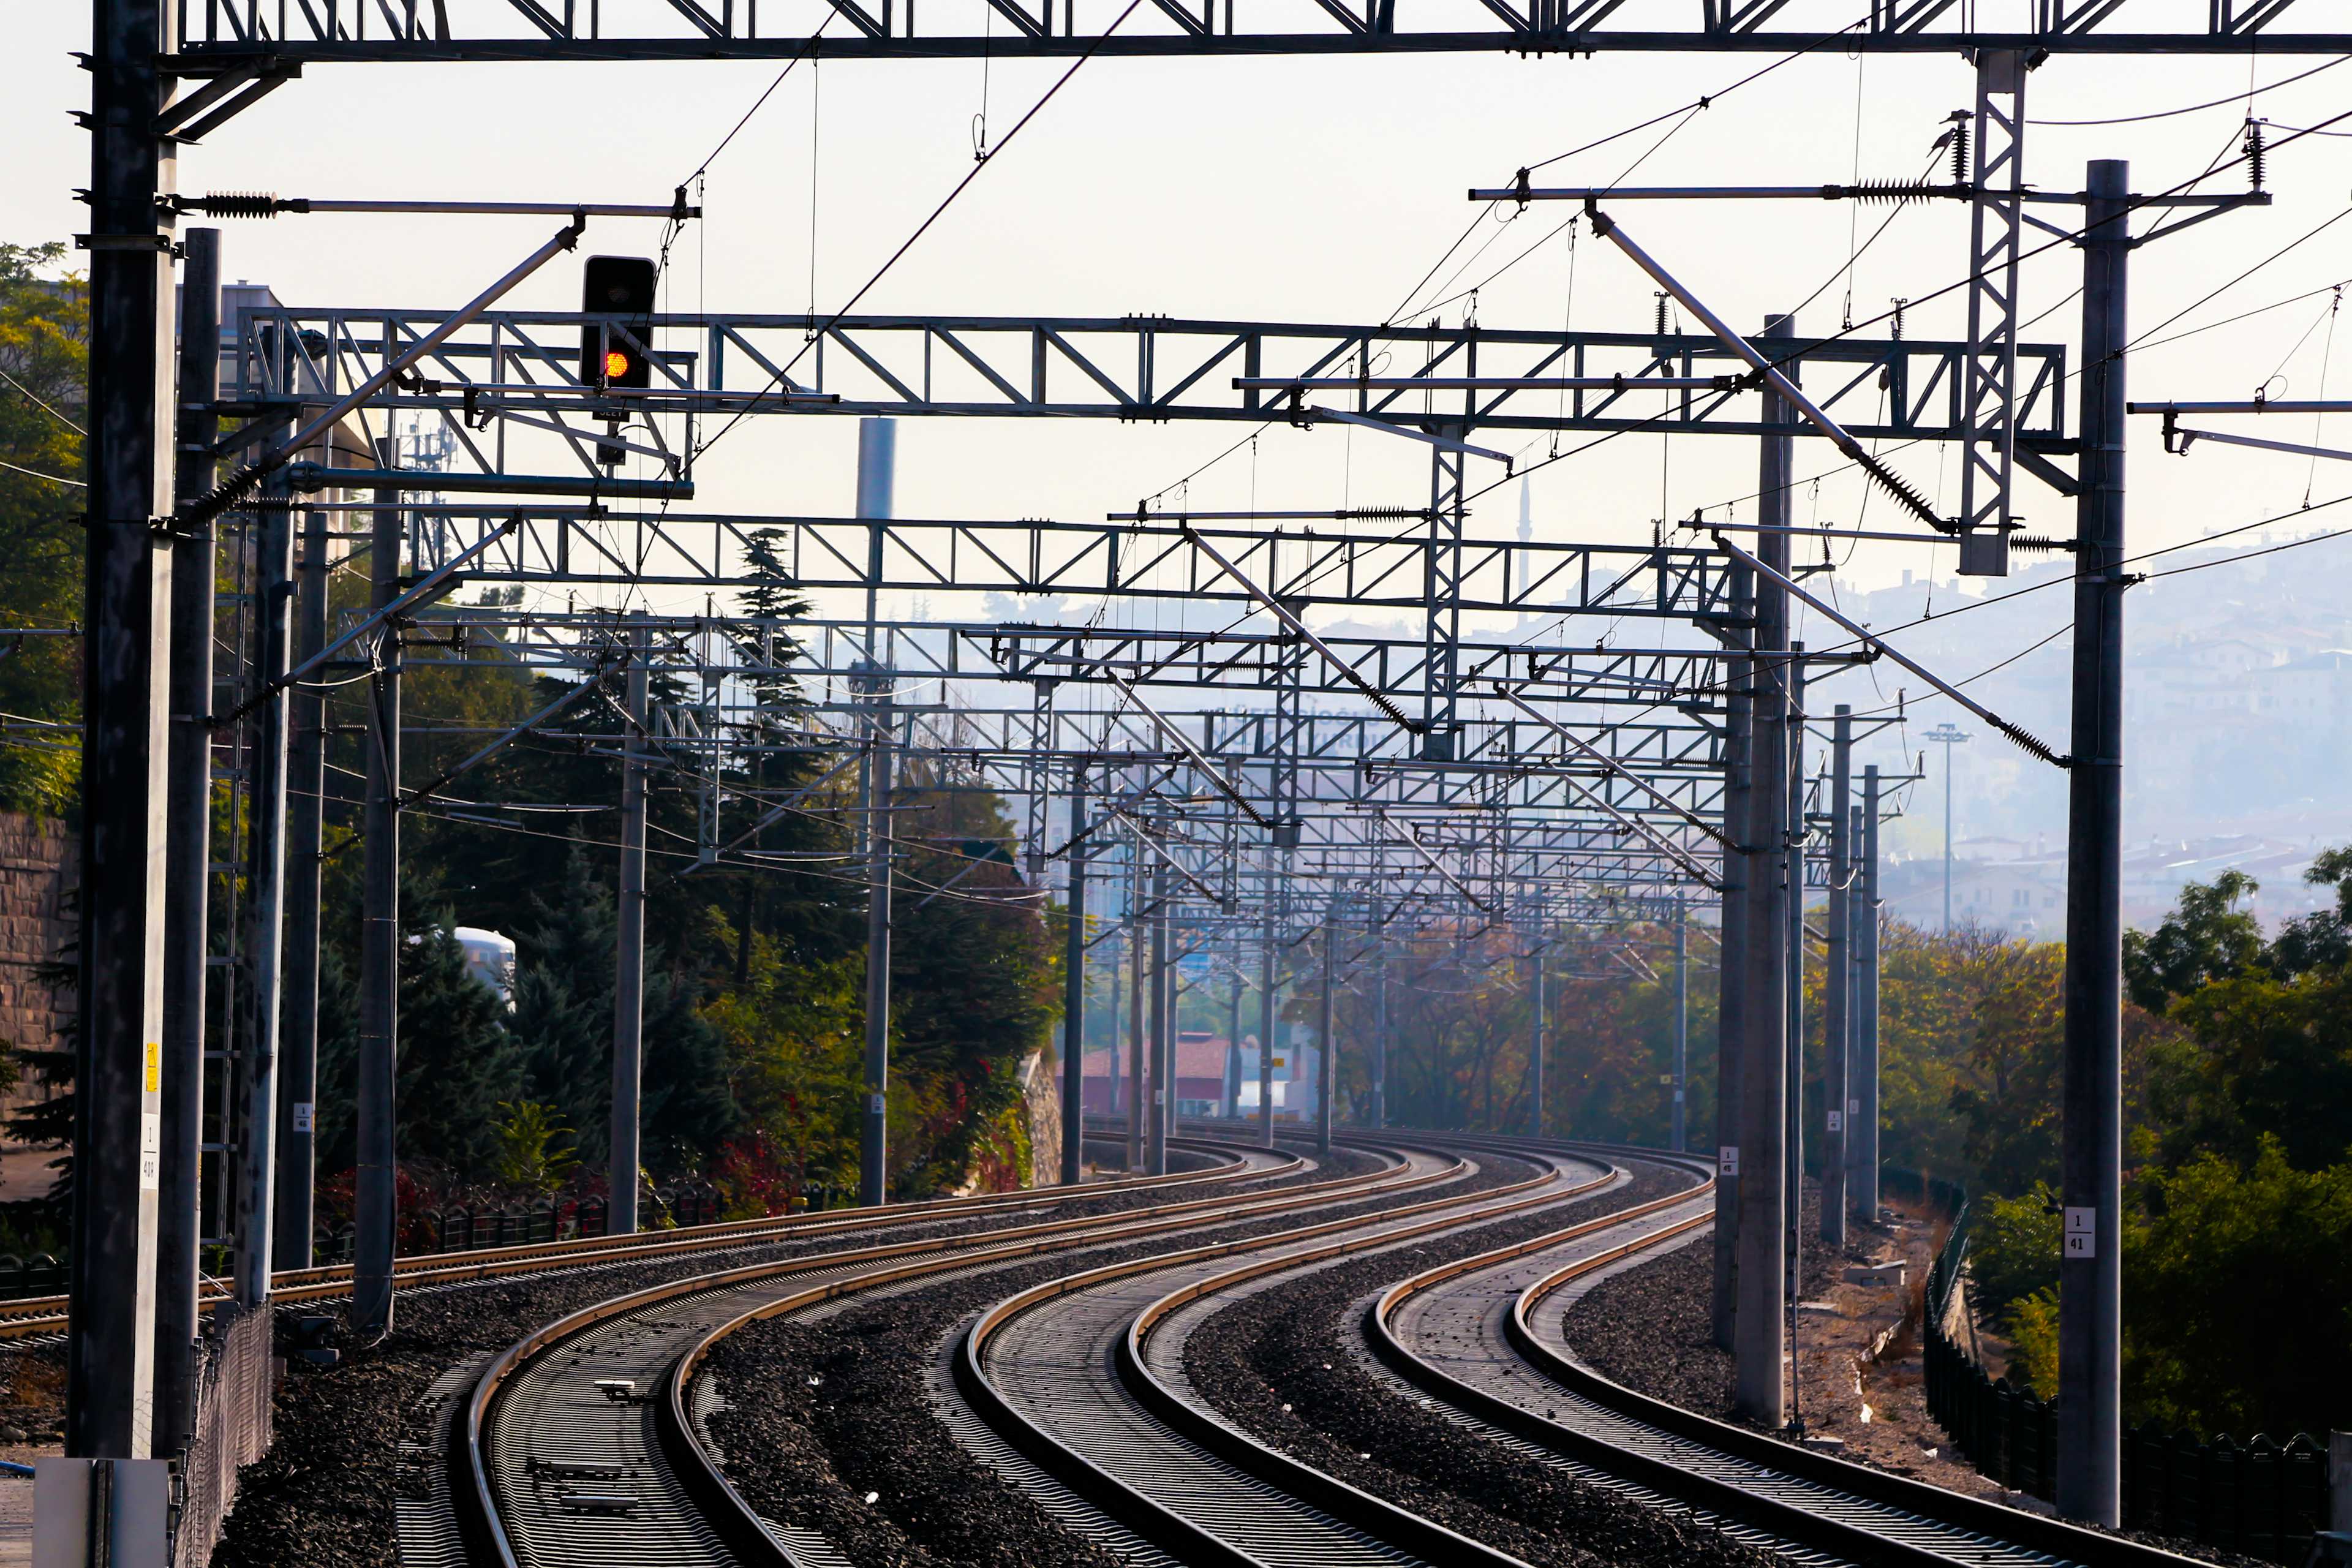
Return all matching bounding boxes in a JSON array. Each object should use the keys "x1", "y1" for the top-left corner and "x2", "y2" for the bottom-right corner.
[
  {"x1": 222, "y1": 309, "x2": 2070, "y2": 488},
  {"x1": 168, "y1": 0, "x2": 2349, "y2": 63},
  {"x1": 423, "y1": 691, "x2": 1732, "y2": 824},
  {"x1": 396, "y1": 509, "x2": 1733, "y2": 621},
  {"x1": 423, "y1": 607, "x2": 1754, "y2": 720}
]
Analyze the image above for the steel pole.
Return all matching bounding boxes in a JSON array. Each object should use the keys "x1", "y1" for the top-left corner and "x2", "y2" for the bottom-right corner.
[
  {"x1": 1733, "y1": 313, "x2": 1795, "y2": 1427},
  {"x1": 70, "y1": 0, "x2": 176, "y2": 1462},
  {"x1": 232, "y1": 452, "x2": 295, "y2": 1309},
  {"x1": 350, "y1": 446, "x2": 403, "y2": 1342},
  {"x1": 856, "y1": 417, "x2": 895, "y2": 1208},
  {"x1": 275, "y1": 494, "x2": 328, "y2": 1272},
  {"x1": 1371, "y1": 941, "x2": 1387, "y2": 1129},
  {"x1": 156, "y1": 226, "x2": 218, "y2": 1452},
  {"x1": 609, "y1": 617, "x2": 649, "y2": 1231},
  {"x1": 1104, "y1": 930, "x2": 1122, "y2": 1155},
  {"x1": 2058, "y1": 157, "x2": 2130, "y2": 1528},
  {"x1": 1855, "y1": 767, "x2": 1882, "y2": 1223},
  {"x1": 1784, "y1": 647, "x2": 1807, "y2": 1377},
  {"x1": 1147, "y1": 856, "x2": 1170, "y2": 1176},
  {"x1": 1528, "y1": 944, "x2": 1546, "y2": 1139},
  {"x1": 1673, "y1": 892, "x2": 1688, "y2": 1153},
  {"x1": 1225, "y1": 974, "x2": 1244, "y2": 1122},
  {"x1": 1943, "y1": 740, "x2": 1956, "y2": 932},
  {"x1": 1060, "y1": 773, "x2": 1088, "y2": 1183},
  {"x1": 1712, "y1": 560, "x2": 1754, "y2": 1351},
  {"x1": 1127, "y1": 843, "x2": 1147, "y2": 1171},
  {"x1": 857, "y1": 691, "x2": 894, "y2": 1207},
  {"x1": 1257, "y1": 905, "x2": 1277, "y2": 1148},
  {"x1": 1822, "y1": 704, "x2": 1852, "y2": 1249},
  {"x1": 1159, "y1": 889, "x2": 1177, "y2": 1157},
  {"x1": 1844, "y1": 799, "x2": 1866, "y2": 1219},
  {"x1": 1316, "y1": 903, "x2": 1336, "y2": 1155}
]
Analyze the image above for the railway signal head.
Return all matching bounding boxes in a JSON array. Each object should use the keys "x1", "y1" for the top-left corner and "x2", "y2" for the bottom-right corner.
[{"x1": 579, "y1": 255, "x2": 657, "y2": 390}]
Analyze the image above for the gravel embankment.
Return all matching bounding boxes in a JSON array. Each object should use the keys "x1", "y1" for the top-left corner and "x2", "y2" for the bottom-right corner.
[
  {"x1": 1558, "y1": 1182, "x2": 1842, "y2": 1427},
  {"x1": 1179, "y1": 1160, "x2": 1781, "y2": 1568},
  {"x1": 1555, "y1": 1198, "x2": 2267, "y2": 1567},
  {"x1": 707, "y1": 1145, "x2": 1528, "y2": 1567},
  {"x1": 203, "y1": 1141, "x2": 1350, "y2": 1568}
]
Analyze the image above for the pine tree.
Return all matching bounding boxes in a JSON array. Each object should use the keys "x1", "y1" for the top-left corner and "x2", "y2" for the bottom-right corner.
[
  {"x1": 508, "y1": 844, "x2": 737, "y2": 1177},
  {"x1": 313, "y1": 865, "x2": 522, "y2": 1183}
]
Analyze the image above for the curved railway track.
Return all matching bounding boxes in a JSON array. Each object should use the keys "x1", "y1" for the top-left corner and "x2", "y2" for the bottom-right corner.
[
  {"x1": 398, "y1": 1125, "x2": 2213, "y2": 1568},
  {"x1": 1363, "y1": 1139, "x2": 2206, "y2": 1568},
  {"x1": 957, "y1": 1134, "x2": 1613, "y2": 1568},
  {"x1": 0, "y1": 1135, "x2": 1247, "y2": 1343},
  {"x1": 453, "y1": 1133, "x2": 1436, "y2": 1567}
]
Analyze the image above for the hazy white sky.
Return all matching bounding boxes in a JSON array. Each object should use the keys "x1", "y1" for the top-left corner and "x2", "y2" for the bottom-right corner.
[{"x1": 9, "y1": 7, "x2": 2352, "y2": 794}]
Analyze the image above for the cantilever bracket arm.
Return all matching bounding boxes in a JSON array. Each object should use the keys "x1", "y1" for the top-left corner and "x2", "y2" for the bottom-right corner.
[
  {"x1": 1485, "y1": 690, "x2": 1724, "y2": 889},
  {"x1": 2163, "y1": 425, "x2": 2352, "y2": 466},
  {"x1": 2136, "y1": 192, "x2": 2271, "y2": 248},
  {"x1": 403, "y1": 665, "x2": 618, "y2": 812},
  {"x1": 177, "y1": 214, "x2": 589, "y2": 527},
  {"x1": 210, "y1": 517, "x2": 522, "y2": 732},
  {"x1": 1712, "y1": 530, "x2": 2068, "y2": 768},
  {"x1": 1584, "y1": 203, "x2": 1950, "y2": 535},
  {"x1": 1114, "y1": 810, "x2": 1232, "y2": 909},
  {"x1": 1174, "y1": 520, "x2": 1427, "y2": 735},
  {"x1": 1490, "y1": 685, "x2": 1734, "y2": 851},
  {"x1": 1373, "y1": 810, "x2": 1494, "y2": 913},
  {"x1": 688, "y1": 749, "x2": 867, "y2": 872},
  {"x1": 1096, "y1": 664, "x2": 1271, "y2": 829},
  {"x1": 1306, "y1": 405, "x2": 1514, "y2": 470}
]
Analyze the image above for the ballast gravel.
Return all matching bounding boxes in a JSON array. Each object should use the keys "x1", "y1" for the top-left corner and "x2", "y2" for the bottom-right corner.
[
  {"x1": 1180, "y1": 1161, "x2": 1782, "y2": 1568},
  {"x1": 703, "y1": 1145, "x2": 1550, "y2": 1568},
  {"x1": 1559, "y1": 1182, "x2": 1839, "y2": 1426},
  {"x1": 203, "y1": 1138, "x2": 1338, "y2": 1568}
]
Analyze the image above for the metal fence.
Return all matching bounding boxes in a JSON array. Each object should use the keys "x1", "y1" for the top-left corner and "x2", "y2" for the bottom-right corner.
[
  {"x1": 0, "y1": 1253, "x2": 67, "y2": 1302},
  {"x1": 168, "y1": 1300, "x2": 274, "y2": 1568},
  {"x1": 307, "y1": 1185, "x2": 725, "y2": 1264},
  {"x1": 1921, "y1": 1207, "x2": 2330, "y2": 1562}
]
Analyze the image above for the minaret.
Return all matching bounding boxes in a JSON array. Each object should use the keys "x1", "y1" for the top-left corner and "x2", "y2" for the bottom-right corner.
[{"x1": 1515, "y1": 478, "x2": 1533, "y2": 605}]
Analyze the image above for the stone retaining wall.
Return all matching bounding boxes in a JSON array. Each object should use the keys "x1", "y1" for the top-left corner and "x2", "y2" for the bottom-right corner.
[{"x1": 0, "y1": 812, "x2": 73, "y2": 1114}]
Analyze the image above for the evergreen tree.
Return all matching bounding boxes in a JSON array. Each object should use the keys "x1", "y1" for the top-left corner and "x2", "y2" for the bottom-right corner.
[
  {"x1": 313, "y1": 865, "x2": 521, "y2": 1183},
  {"x1": 507, "y1": 845, "x2": 737, "y2": 1176}
]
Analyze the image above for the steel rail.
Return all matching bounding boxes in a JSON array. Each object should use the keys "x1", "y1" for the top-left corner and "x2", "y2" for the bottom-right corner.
[
  {"x1": 1505, "y1": 1238, "x2": 2208, "y2": 1568},
  {"x1": 951, "y1": 1135, "x2": 1593, "y2": 1566},
  {"x1": 459, "y1": 1136, "x2": 1444, "y2": 1567},
  {"x1": 1364, "y1": 1148, "x2": 2212, "y2": 1568},
  {"x1": 651, "y1": 1134, "x2": 1471, "y2": 1566},
  {"x1": 1106, "y1": 1145, "x2": 1633, "y2": 1565},
  {"x1": 0, "y1": 1132, "x2": 1268, "y2": 1341}
]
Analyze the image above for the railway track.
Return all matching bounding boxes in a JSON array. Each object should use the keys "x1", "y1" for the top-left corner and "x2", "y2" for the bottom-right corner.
[
  {"x1": 452, "y1": 1131, "x2": 1440, "y2": 1567},
  {"x1": 957, "y1": 1134, "x2": 1607, "y2": 1567},
  {"x1": 1363, "y1": 1140, "x2": 2207, "y2": 1568},
  {"x1": 411, "y1": 1125, "x2": 2214, "y2": 1568},
  {"x1": 0, "y1": 1134, "x2": 1250, "y2": 1343},
  {"x1": 963, "y1": 1128, "x2": 2214, "y2": 1568}
]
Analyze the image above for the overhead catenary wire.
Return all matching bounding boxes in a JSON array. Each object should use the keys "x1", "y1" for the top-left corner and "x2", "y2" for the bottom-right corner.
[
  {"x1": 693, "y1": 0, "x2": 1147, "y2": 468},
  {"x1": 0, "y1": 459, "x2": 84, "y2": 488},
  {"x1": 1462, "y1": 110, "x2": 2352, "y2": 521},
  {"x1": 2027, "y1": 56, "x2": 2350, "y2": 126},
  {"x1": 0, "y1": 366, "x2": 83, "y2": 435}
]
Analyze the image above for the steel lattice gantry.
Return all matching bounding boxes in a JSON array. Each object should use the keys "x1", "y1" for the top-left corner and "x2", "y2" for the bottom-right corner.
[
  {"x1": 386, "y1": 606, "x2": 1739, "y2": 890},
  {"x1": 166, "y1": 0, "x2": 2351, "y2": 64},
  {"x1": 221, "y1": 309, "x2": 2070, "y2": 483}
]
